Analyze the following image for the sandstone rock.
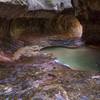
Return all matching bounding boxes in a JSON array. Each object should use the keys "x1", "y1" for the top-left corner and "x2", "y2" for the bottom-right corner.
[
  {"x1": 12, "y1": 45, "x2": 42, "y2": 60},
  {"x1": 87, "y1": 0, "x2": 100, "y2": 11},
  {"x1": 10, "y1": 15, "x2": 83, "y2": 41},
  {"x1": 54, "y1": 15, "x2": 83, "y2": 39},
  {"x1": 0, "y1": 51, "x2": 12, "y2": 62},
  {"x1": 83, "y1": 24, "x2": 100, "y2": 45},
  {"x1": 0, "y1": 60, "x2": 99, "y2": 99}
]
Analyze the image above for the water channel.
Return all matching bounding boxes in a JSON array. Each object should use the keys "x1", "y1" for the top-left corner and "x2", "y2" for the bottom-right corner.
[{"x1": 42, "y1": 46, "x2": 100, "y2": 71}]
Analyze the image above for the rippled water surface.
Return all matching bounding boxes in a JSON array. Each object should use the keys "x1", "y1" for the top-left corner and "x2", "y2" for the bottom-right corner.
[{"x1": 42, "y1": 47, "x2": 100, "y2": 71}]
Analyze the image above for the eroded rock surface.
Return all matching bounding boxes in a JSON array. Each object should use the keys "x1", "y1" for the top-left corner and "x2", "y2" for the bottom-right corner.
[
  {"x1": 0, "y1": 1, "x2": 100, "y2": 99},
  {"x1": 0, "y1": 54, "x2": 99, "y2": 99},
  {"x1": 10, "y1": 15, "x2": 82, "y2": 40}
]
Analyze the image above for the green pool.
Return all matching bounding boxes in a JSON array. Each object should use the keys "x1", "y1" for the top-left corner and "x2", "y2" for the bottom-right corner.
[{"x1": 42, "y1": 47, "x2": 100, "y2": 71}]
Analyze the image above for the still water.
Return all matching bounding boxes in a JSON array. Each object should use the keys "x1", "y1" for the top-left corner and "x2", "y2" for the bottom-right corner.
[{"x1": 42, "y1": 47, "x2": 100, "y2": 71}]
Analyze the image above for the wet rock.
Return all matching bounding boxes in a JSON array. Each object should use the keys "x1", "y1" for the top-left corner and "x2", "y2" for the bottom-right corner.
[
  {"x1": 0, "y1": 57, "x2": 99, "y2": 99},
  {"x1": 48, "y1": 39, "x2": 84, "y2": 48},
  {"x1": 80, "y1": 96, "x2": 89, "y2": 100}
]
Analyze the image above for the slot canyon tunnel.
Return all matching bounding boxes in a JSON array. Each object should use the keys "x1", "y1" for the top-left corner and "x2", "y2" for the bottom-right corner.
[{"x1": 0, "y1": 0, "x2": 100, "y2": 100}]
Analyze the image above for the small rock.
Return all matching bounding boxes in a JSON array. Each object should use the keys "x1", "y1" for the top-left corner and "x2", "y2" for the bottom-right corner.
[{"x1": 80, "y1": 96, "x2": 89, "y2": 100}]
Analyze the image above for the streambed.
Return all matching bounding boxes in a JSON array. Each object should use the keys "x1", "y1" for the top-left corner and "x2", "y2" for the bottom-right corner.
[
  {"x1": 42, "y1": 46, "x2": 100, "y2": 71},
  {"x1": 0, "y1": 46, "x2": 100, "y2": 99}
]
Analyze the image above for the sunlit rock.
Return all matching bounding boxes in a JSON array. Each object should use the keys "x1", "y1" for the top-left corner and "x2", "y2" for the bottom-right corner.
[
  {"x1": 54, "y1": 15, "x2": 83, "y2": 39},
  {"x1": 12, "y1": 45, "x2": 42, "y2": 60},
  {"x1": 12, "y1": 45, "x2": 54, "y2": 61},
  {"x1": 11, "y1": 15, "x2": 83, "y2": 41}
]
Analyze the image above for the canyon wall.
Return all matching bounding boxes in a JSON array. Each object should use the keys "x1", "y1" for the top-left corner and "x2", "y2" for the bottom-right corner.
[{"x1": 0, "y1": 1, "x2": 100, "y2": 45}]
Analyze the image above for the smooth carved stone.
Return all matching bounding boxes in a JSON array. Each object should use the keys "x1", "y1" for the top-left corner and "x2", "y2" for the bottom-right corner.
[
  {"x1": 12, "y1": 45, "x2": 42, "y2": 60},
  {"x1": 54, "y1": 15, "x2": 83, "y2": 39}
]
